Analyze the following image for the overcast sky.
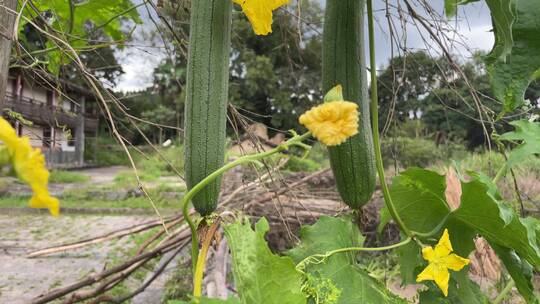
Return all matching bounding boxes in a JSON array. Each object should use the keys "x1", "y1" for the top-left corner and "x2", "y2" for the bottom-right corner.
[{"x1": 114, "y1": 0, "x2": 494, "y2": 92}]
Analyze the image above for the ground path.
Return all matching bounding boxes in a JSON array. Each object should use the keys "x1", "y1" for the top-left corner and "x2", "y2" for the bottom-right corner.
[{"x1": 0, "y1": 213, "x2": 157, "y2": 303}]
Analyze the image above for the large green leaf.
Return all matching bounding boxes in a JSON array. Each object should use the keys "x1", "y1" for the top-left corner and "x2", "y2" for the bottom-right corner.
[
  {"x1": 487, "y1": 0, "x2": 540, "y2": 112},
  {"x1": 389, "y1": 168, "x2": 450, "y2": 234},
  {"x1": 417, "y1": 272, "x2": 488, "y2": 304},
  {"x1": 455, "y1": 180, "x2": 540, "y2": 267},
  {"x1": 482, "y1": 0, "x2": 516, "y2": 63},
  {"x1": 500, "y1": 120, "x2": 540, "y2": 168},
  {"x1": 444, "y1": 0, "x2": 480, "y2": 18},
  {"x1": 387, "y1": 168, "x2": 540, "y2": 301},
  {"x1": 21, "y1": 0, "x2": 141, "y2": 74},
  {"x1": 396, "y1": 239, "x2": 423, "y2": 285},
  {"x1": 288, "y1": 216, "x2": 406, "y2": 304},
  {"x1": 491, "y1": 244, "x2": 538, "y2": 303},
  {"x1": 223, "y1": 218, "x2": 306, "y2": 304}
]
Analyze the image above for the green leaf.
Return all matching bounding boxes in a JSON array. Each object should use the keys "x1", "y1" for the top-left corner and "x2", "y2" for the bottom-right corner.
[
  {"x1": 388, "y1": 168, "x2": 450, "y2": 234},
  {"x1": 224, "y1": 218, "x2": 306, "y2": 304},
  {"x1": 288, "y1": 216, "x2": 407, "y2": 304},
  {"x1": 447, "y1": 271, "x2": 489, "y2": 304},
  {"x1": 417, "y1": 269, "x2": 488, "y2": 304},
  {"x1": 444, "y1": 0, "x2": 479, "y2": 18},
  {"x1": 487, "y1": 0, "x2": 540, "y2": 112},
  {"x1": 389, "y1": 168, "x2": 540, "y2": 302},
  {"x1": 500, "y1": 120, "x2": 540, "y2": 168},
  {"x1": 483, "y1": 0, "x2": 517, "y2": 63},
  {"x1": 418, "y1": 288, "x2": 452, "y2": 304},
  {"x1": 491, "y1": 244, "x2": 538, "y2": 303},
  {"x1": 21, "y1": 0, "x2": 141, "y2": 74},
  {"x1": 396, "y1": 239, "x2": 423, "y2": 285},
  {"x1": 324, "y1": 85, "x2": 345, "y2": 102},
  {"x1": 467, "y1": 171, "x2": 513, "y2": 225},
  {"x1": 454, "y1": 179, "x2": 540, "y2": 267}
]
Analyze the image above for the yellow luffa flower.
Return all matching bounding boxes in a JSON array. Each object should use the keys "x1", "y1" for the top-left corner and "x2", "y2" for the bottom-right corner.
[
  {"x1": 233, "y1": 0, "x2": 290, "y2": 35},
  {"x1": 0, "y1": 118, "x2": 59, "y2": 216},
  {"x1": 416, "y1": 229, "x2": 470, "y2": 296},
  {"x1": 299, "y1": 101, "x2": 359, "y2": 146}
]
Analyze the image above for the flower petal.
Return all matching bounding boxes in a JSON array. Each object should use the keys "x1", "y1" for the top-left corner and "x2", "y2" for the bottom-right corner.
[
  {"x1": 235, "y1": 0, "x2": 290, "y2": 36},
  {"x1": 432, "y1": 264, "x2": 450, "y2": 297},
  {"x1": 299, "y1": 101, "x2": 359, "y2": 146},
  {"x1": 30, "y1": 191, "x2": 60, "y2": 217},
  {"x1": 422, "y1": 246, "x2": 435, "y2": 262},
  {"x1": 270, "y1": 0, "x2": 289, "y2": 10},
  {"x1": 416, "y1": 263, "x2": 436, "y2": 282},
  {"x1": 0, "y1": 118, "x2": 18, "y2": 148},
  {"x1": 443, "y1": 253, "x2": 470, "y2": 271},
  {"x1": 434, "y1": 229, "x2": 453, "y2": 258}
]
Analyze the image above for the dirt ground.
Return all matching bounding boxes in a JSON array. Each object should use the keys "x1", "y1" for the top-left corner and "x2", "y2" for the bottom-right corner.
[
  {"x1": 76, "y1": 166, "x2": 129, "y2": 184},
  {"x1": 0, "y1": 213, "x2": 150, "y2": 303}
]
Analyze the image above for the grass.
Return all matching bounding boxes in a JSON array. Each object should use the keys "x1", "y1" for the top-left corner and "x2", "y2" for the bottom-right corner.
[
  {"x1": 0, "y1": 196, "x2": 183, "y2": 211},
  {"x1": 49, "y1": 170, "x2": 90, "y2": 184}
]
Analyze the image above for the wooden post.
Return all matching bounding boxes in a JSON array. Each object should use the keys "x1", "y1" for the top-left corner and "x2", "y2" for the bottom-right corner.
[
  {"x1": 75, "y1": 96, "x2": 85, "y2": 166},
  {"x1": 0, "y1": 0, "x2": 16, "y2": 110}
]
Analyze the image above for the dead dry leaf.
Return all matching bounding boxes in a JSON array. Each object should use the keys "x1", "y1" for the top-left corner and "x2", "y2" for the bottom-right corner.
[{"x1": 445, "y1": 167, "x2": 462, "y2": 211}]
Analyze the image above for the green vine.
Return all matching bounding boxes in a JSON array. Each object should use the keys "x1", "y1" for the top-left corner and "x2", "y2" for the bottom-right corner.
[{"x1": 182, "y1": 131, "x2": 312, "y2": 299}]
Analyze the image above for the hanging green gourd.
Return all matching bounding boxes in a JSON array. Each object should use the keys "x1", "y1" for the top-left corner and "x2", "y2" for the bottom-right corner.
[
  {"x1": 184, "y1": 0, "x2": 232, "y2": 216},
  {"x1": 322, "y1": 0, "x2": 376, "y2": 209}
]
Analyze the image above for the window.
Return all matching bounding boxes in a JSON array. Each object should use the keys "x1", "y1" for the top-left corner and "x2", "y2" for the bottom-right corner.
[
  {"x1": 68, "y1": 129, "x2": 76, "y2": 147},
  {"x1": 46, "y1": 91, "x2": 53, "y2": 107},
  {"x1": 43, "y1": 127, "x2": 52, "y2": 148}
]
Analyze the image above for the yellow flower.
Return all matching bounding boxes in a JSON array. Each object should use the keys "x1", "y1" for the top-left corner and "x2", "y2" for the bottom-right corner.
[
  {"x1": 416, "y1": 229, "x2": 470, "y2": 297},
  {"x1": 299, "y1": 101, "x2": 359, "y2": 146},
  {"x1": 234, "y1": 0, "x2": 290, "y2": 35},
  {"x1": 0, "y1": 118, "x2": 59, "y2": 216}
]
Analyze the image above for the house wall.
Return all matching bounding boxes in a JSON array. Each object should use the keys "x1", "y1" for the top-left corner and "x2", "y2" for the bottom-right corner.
[
  {"x1": 22, "y1": 85, "x2": 48, "y2": 104},
  {"x1": 5, "y1": 78, "x2": 14, "y2": 95},
  {"x1": 4, "y1": 72, "x2": 96, "y2": 168},
  {"x1": 58, "y1": 96, "x2": 76, "y2": 113},
  {"x1": 20, "y1": 124, "x2": 44, "y2": 147}
]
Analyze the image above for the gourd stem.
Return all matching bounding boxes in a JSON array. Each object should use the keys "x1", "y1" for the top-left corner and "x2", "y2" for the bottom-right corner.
[
  {"x1": 493, "y1": 279, "x2": 514, "y2": 304},
  {"x1": 366, "y1": 0, "x2": 412, "y2": 238},
  {"x1": 182, "y1": 132, "x2": 312, "y2": 276}
]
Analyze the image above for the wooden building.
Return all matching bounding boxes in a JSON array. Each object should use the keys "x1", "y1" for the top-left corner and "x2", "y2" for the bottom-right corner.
[{"x1": 2, "y1": 71, "x2": 99, "y2": 168}]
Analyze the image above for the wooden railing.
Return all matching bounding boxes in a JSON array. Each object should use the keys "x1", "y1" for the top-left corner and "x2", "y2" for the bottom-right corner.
[{"x1": 3, "y1": 94, "x2": 98, "y2": 131}]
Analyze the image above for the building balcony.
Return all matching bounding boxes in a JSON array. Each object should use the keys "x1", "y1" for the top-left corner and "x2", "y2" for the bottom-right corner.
[{"x1": 4, "y1": 94, "x2": 98, "y2": 132}]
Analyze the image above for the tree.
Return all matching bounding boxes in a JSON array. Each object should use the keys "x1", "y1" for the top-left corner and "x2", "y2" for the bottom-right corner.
[
  {"x1": 0, "y1": 0, "x2": 17, "y2": 109},
  {"x1": 230, "y1": 0, "x2": 324, "y2": 132}
]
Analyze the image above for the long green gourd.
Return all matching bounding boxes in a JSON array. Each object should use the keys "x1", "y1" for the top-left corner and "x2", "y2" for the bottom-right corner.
[
  {"x1": 184, "y1": 0, "x2": 232, "y2": 216},
  {"x1": 323, "y1": 0, "x2": 376, "y2": 209}
]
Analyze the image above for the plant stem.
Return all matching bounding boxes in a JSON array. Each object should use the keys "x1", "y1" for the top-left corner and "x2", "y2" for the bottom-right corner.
[
  {"x1": 366, "y1": 0, "x2": 412, "y2": 238},
  {"x1": 181, "y1": 132, "x2": 312, "y2": 273},
  {"x1": 493, "y1": 163, "x2": 508, "y2": 184},
  {"x1": 296, "y1": 237, "x2": 412, "y2": 272},
  {"x1": 193, "y1": 220, "x2": 221, "y2": 301},
  {"x1": 493, "y1": 279, "x2": 514, "y2": 304}
]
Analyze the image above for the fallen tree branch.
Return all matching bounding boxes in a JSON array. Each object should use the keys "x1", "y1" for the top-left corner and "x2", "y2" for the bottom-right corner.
[
  {"x1": 27, "y1": 215, "x2": 182, "y2": 258},
  {"x1": 30, "y1": 229, "x2": 190, "y2": 304},
  {"x1": 99, "y1": 242, "x2": 188, "y2": 303}
]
